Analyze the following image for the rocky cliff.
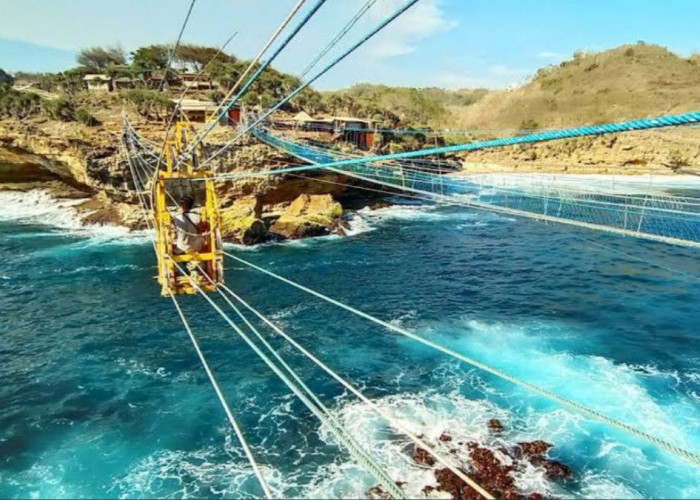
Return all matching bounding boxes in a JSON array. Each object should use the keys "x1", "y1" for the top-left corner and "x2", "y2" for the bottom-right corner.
[{"x1": 0, "y1": 117, "x2": 387, "y2": 243}]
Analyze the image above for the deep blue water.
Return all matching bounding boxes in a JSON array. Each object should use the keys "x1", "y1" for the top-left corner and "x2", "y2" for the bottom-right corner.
[{"x1": 1, "y1": 190, "x2": 700, "y2": 498}]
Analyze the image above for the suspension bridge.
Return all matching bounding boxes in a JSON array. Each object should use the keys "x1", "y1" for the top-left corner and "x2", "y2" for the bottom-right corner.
[{"x1": 120, "y1": 0, "x2": 700, "y2": 497}]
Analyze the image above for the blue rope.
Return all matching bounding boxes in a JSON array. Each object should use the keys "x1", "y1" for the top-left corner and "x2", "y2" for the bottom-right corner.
[
  {"x1": 203, "y1": 0, "x2": 421, "y2": 168},
  {"x1": 214, "y1": 111, "x2": 700, "y2": 179},
  {"x1": 193, "y1": 0, "x2": 328, "y2": 149}
]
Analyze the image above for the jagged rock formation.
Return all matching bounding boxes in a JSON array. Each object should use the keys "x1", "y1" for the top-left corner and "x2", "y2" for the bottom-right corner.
[{"x1": 270, "y1": 193, "x2": 344, "y2": 239}]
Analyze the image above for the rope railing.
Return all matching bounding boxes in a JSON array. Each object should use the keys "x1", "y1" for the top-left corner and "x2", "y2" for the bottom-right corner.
[{"x1": 246, "y1": 127, "x2": 700, "y2": 247}]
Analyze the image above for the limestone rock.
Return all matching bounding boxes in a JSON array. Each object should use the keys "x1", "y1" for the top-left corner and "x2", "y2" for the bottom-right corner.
[
  {"x1": 270, "y1": 194, "x2": 343, "y2": 240},
  {"x1": 220, "y1": 195, "x2": 268, "y2": 245},
  {"x1": 77, "y1": 193, "x2": 147, "y2": 230}
]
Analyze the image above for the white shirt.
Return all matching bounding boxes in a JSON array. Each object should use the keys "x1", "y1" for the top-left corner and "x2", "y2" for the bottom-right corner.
[{"x1": 173, "y1": 210, "x2": 204, "y2": 253}]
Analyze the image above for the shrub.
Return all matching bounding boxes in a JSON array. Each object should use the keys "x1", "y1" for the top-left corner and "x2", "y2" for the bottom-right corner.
[
  {"x1": 668, "y1": 150, "x2": 689, "y2": 170},
  {"x1": 208, "y1": 89, "x2": 225, "y2": 104},
  {"x1": 121, "y1": 89, "x2": 174, "y2": 120},
  {"x1": 0, "y1": 88, "x2": 42, "y2": 119},
  {"x1": 624, "y1": 48, "x2": 635, "y2": 57},
  {"x1": 520, "y1": 119, "x2": 539, "y2": 131},
  {"x1": 75, "y1": 107, "x2": 99, "y2": 126},
  {"x1": 42, "y1": 97, "x2": 75, "y2": 121}
]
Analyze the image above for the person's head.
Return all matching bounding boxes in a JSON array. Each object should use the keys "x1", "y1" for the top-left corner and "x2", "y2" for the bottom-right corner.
[{"x1": 180, "y1": 196, "x2": 194, "y2": 213}]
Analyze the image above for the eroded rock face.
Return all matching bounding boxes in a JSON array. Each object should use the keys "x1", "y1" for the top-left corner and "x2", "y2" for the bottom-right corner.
[
  {"x1": 269, "y1": 193, "x2": 343, "y2": 240},
  {"x1": 220, "y1": 195, "x2": 267, "y2": 245}
]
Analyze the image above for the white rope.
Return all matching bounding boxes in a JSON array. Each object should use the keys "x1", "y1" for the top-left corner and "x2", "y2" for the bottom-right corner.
[
  {"x1": 218, "y1": 282, "x2": 495, "y2": 499},
  {"x1": 178, "y1": 0, "x2": 309, "y2": 167},
  {"x1": 123, "y1": 135, "x2": 274, "y2": 499},
  {"x1": 225, "y1": 252, "x2": 700, "y2": 468},
  {"x1": 143, "y1": 0, "x2": 198, "y2": 121},
  {"x1": 169, "y1": 296, "x2": 274, "y2": 499},
  {"x1": 157, "y1": 29, "x2": 240, "y2": 166},
  {"x1": 170, "y1": 261, "x2": 406, "y2": 499}
]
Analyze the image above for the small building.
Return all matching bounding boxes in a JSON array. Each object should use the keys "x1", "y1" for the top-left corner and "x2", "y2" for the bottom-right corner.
[
  {"x1": 180, "y1": 73, "x2": 214, "y2": 91},
  {"x1": 329, "y1": 116, "x2": 377, "y2": 151},
  {"x1": 175, "y1": 98, "x2": 219, "y2": 123},
  {"x1": 83, "y1": 74, "x2": 112, "y2": 92},
  {"x1": 329, "y1": 116, "x2": 374, "y2": 131},
  {"x1": 149, "y1": 71, "x2": 181, "y2": 90},
  {"x1": 113, "y1": 77, "x2": 135, "y2": 90}
]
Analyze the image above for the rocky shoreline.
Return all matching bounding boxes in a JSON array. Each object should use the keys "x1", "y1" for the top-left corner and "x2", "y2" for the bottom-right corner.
[
  {"x1": 368, "y1": 420, "x2": 573, "y2": 500},
  {"x1": 2, "y1": 115, "x2": 697, "y2": 246},
  {"x1": 0, "y1": 119, "x2": 396, "y2": 243}
]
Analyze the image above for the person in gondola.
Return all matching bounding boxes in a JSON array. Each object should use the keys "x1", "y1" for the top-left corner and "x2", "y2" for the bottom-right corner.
[{"x1": 173, "y1": 196, "x2": 209, "y2": 254}]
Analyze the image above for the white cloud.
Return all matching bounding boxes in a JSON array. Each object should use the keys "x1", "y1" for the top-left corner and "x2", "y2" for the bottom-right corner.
[
  {"x1": 537, "y1": 51, "x2": 565, "y2": 59},
  {"x1": 365, "y1": 0, "x2": 457, "y2": 59},
  {"x1": 434, "y1": 64, "x2": 531, "y2": 89}
]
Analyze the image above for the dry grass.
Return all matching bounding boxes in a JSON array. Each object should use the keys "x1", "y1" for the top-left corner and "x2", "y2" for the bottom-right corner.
[{"x1": 450, "y1": 43, "x2": 700, "y2": 130}]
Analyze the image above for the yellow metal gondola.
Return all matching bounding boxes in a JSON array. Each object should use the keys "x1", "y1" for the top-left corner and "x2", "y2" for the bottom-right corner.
[{"x1": 154, "y1": 122, "x2": 224, "y2": 296}]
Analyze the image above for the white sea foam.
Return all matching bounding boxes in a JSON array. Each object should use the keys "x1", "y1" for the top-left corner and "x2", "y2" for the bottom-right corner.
[
  {"x1": 342, "y1": 213, "x2": 375, "y2": 236},
  {"x1": 113, "y1": 444, "x2": 285, "y2": 499},
  {"x1": 269, "y1": 303, "x2": 310, "y2": 320},
  {"x1": 442, "y1": 319, "x2": 700, "y2": 448},
  {"x1": 301, "y1": 387, "x2": 635, "y2": 499},
  {"x1": 0, "y1": 189, "x2": 151, "y2": 245},
  {"x1": 117, "y1": 358, "x2": 170, "y2": 380},
  {"x1": 63, "y1": 264, "x2": 141, "y2": 275}
]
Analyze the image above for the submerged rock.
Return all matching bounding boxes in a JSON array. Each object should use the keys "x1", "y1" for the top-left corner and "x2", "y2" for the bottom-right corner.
[
  {"x1": 369, "y1": 420, "x2": 575, "y2": 499},
  {"x1": 487, "y1": 419, "x2": 504, "y2": 434},
  {"x1": 413, "y1": 446, "x2": 437, "y2": 467},
  {"x1": 515, "y1": 440, "x2": 552, "y2": 457},
  {"x1": 269, "y1": 193, "x2": 343, "y2": 239}
]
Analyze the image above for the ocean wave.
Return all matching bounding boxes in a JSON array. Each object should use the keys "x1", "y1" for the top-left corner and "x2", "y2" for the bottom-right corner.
[
  {"x1": 0, "y1": 189, "x2": 150, "y2": 245},
  {"x1": 117, "y1": 358, "x2": 170, "y2": 380},
  {"x1": 113, "y1": 443, "x2": 285, "y2": 499},
  {"x1": 304, "y1": 387, "x2": 646, "y2": 499},
  {"x1": 62, "y1": 264, "x2": 142, "y2": 275},
  {"x1": 342, "y1": 213, "x2": 375, "y2": 237},
  {"x1": 439, "y1": 318, "x2": 700, "y2": 447}
]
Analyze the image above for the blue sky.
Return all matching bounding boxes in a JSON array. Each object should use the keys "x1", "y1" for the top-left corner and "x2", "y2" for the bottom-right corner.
[{"x1": 1, "y1": 0, "x2": 699, "y2": 89}]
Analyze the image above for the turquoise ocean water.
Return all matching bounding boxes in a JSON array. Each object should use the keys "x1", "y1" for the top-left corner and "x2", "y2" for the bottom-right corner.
[{"x1": 1, "y1": 187, "x2": 699, "y2": 498}]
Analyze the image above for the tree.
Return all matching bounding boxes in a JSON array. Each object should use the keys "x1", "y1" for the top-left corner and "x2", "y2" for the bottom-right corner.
[
  {"x1": 121, "y1": 89, "x2": 175, "y2": 121},
  {"x1": 0, "y1": 68, "x2": 14, "y2": 88},
  {"x1": 175, "y1": 44, "x2": 236, "y2": 72},
  {"x1": 77, "y1": 46, "x2": 126, "y2": 71},
  {"x1": 130, "y1": 45, "x2": 170, "y2": 72}
]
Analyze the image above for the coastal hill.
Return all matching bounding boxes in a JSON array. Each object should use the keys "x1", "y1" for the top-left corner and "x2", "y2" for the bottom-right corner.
[
  {"x1": 328, "y1": 43, "x2": 700, "y2": 131},
  {"x1": 452, "y1": 42, "x2": 700, "y2": 130}
]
